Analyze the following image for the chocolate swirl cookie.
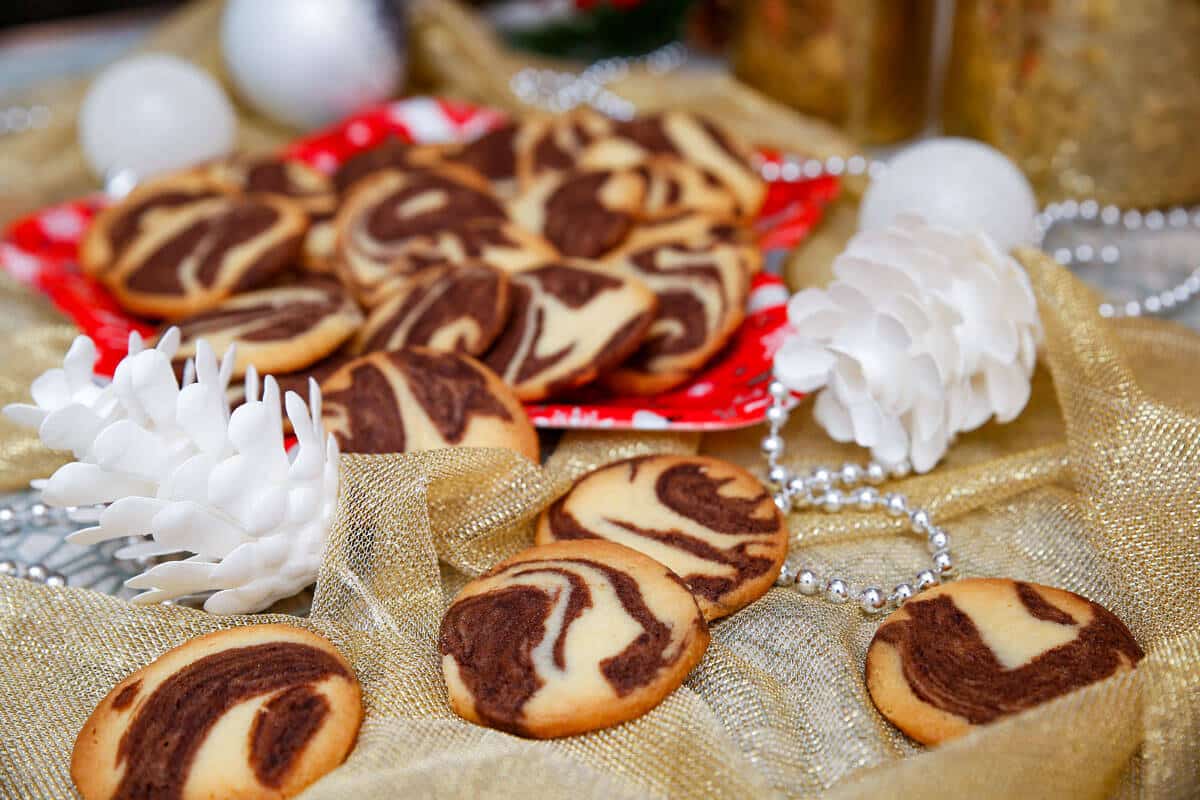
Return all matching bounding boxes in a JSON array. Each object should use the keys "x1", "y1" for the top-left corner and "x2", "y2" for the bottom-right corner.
[
  {"x1": 320, "y1": 346, "x2": 538, "y2": 461},
  {"x1": 515, "y1": 110, "x2": 614, "y2": 189},
  {"x1": 580, "y1": 112, "x2": 766, "y2": 220},
  {"x1": 335, "y1": 166, "x2": 551, "y2": 307},
  {"x1": 600, "y1": 214, "x2": 756, "y2": 395},
  {"x1": 351, "y1": 264, "x2": 510, "y2": 357},
  {"x1": 169, "y1": 277, "x2": 363, "y2": 379},
  {"x1": 483, "y1": 261, "x2": 657, "y2": 402},
  {"x1": 509, "y1": 168, "x2": 646, "y2": 259},
  {"x1": 537, "y1": 455, "x2": 787, "y2": 620},
  {"x1": 103, "y1": 195, "x2": 308, "y2": 320},
  {"x1": 79, "y1": 173, "x2": 229, "y2": 279},
  {"x1": 71, "y1": 624, "x2": 362, "y2": 800},
  {"x1": 866, "y1": 578, "x2": 1145, "y2": 745},
  {"x1": 439, "y1": 539, "x2": 709, "y2": 738}
]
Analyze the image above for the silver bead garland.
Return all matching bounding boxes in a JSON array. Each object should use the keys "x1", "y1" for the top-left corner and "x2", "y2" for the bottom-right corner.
[
  {"x1": 763, "y1": 380, "x2": 953, "y2": 614},
  {"x1": 0, "y1": 500, "x2": 70, "y2": 588}
]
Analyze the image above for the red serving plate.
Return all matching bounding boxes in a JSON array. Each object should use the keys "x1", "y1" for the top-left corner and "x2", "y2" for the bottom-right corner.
[{"x1": 1, "y1": 97, "x2": 836, "y2": 430}]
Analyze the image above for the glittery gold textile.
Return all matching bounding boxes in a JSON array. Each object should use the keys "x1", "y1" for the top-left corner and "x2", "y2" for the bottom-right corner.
[
  {"x1": 0, "y1": 273, "x2": 76, "y2": 492},
  {"x1": 1, "y1": 251, "x2": 1198, "y2": 797}
]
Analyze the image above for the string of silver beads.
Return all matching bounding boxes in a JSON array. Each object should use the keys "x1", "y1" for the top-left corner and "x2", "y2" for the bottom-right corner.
[
  {"x1": 756, "y1": 155, "x2": 1200, "y2": 320},
  {"x1": 0, "y1": 500, "x2": 70, "y2": 587},
  {"x1": 762, "y1": 381, "x2": 954, "y2": 614}
]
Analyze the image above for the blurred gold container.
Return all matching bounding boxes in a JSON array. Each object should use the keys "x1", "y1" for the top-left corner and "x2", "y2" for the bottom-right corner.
[
  {"x1": 944, "y1": 0, "x2": 1200, "y2": 207},
  {"x1": 731, "y1": 0, "x2": 937, "y2": 145}
]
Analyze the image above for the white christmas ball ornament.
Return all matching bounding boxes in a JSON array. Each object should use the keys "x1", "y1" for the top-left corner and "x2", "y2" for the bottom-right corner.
[
  {"x1": 221, "y1": 0, "x2": 406, "y2": 130},
  {"x1": 859, "y1": 138, "x2": 1038, "y2": 252},
  {"x1": 80, "y1": 55, "x2": 236, "y2": 183}
]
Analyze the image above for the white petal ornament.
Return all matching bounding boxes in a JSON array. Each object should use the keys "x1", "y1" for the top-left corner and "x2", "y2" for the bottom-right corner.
[
  {"x1": 773, "y1": 214, "x2": 1042, "y2": 473},
  {"x1": 2, "y1": 330, "x2": 340, "y2": 614}
]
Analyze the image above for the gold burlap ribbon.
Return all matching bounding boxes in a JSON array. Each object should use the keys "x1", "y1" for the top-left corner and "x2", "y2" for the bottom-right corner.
[{"x1": 1, "y1": 252, "x2": 1198, "y2": 798}]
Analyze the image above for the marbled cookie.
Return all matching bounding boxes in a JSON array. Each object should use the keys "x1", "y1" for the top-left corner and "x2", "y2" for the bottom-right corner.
[
  {"x1": 509, "y1": 168, "x2": 645, "y2": 259},
  {"x1": 79, "y1": 173, "x2": 229, "y2": 278},
  {"x1": 601, "y1": 214, "x2": 755, "y2": 395},
  {"x1": 321, "y1": 347, "x2": 538, "y2": 461},
  {"x1": 583, "y1": 112, "x2": 765, "y2": 219},
  {"x1": 866, "y1": 578, "x2": 1145, "y2": 746},
  {"x1": 515, "y1": 110, "x2": 614, "y2": 188},
  {"x1": 537, "y1": 455, "x2": 787, "y2": 620},
  {"x1": 439, "y1": 539, "x2": 709, "y2": 738},
  {"x1": 351, "y1": 264, "x2": 510, "y2": 356},
  {"x1": 71, "y1": 624, "x2": 362, "y2": 800},
  {"x1": 632, "y1": 159, "x2": 742, "y2": 220},
  {"x1": 103, "y1": 195, "x2": 308, "y2": 319},
  {"x1": 169, "y1": 277, "x2": 363, "y2": 379},
  {"x1": 335, "y1": 167, "x2": 549, "y2": 307},
  {"x1": 484, "y1": 262, "x2": 657, "y2": 401}
]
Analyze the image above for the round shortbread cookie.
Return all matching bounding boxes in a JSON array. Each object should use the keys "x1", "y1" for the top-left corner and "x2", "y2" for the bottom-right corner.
[
  {"x1": 320, "y1": 347, "x2": 538, "y2": 461},
  {"x1": 483, "y1": 261, "x2": 657, "y2": 402},
  {"x1": 600, "y1": 213, "x2": 755, "y2": 395},
  {"x1": 351, "y1": 264, "x2": 510, "y2": 357},
  {"x1": 168, "y1": 277, "x2": 363, "y2": 379},
  {"x1": 865, "y1": 578, "x2": 1145, "y2": 746},
  {"x1": 79, "y1": 173, "x2": 229, "y2": 279},
  {"x1": 509, "y1": 168, "x2": 646, "y2": 259},
  {"x1": 71, "y1": 624, "x2": 362, "y2": 800},
  {"x1": 439, "y1": 539, "x2": 709, "y2": 738},
  {"x1": 334, "y1": 167, "x2": 549, "y2": 307},
  {"x1": 102, "y1": 194, "x2": 308, "y2": 320},
  {"x1": 582, "y1": 112, "x2": 766, "y2": 220},
  {"x1": 536, "y1": 455, "x2": 787, "y2": 620}
]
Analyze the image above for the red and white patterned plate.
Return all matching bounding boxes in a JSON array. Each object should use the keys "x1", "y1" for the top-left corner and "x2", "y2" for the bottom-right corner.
[{"x1": 1, "y1": 97, "x2": 836, "y2": 430}]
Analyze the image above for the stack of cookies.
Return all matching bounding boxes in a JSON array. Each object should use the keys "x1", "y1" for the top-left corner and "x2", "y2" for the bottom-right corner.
[{"x1": 78, "y1": 110, "x2": 767, "y2": 458}]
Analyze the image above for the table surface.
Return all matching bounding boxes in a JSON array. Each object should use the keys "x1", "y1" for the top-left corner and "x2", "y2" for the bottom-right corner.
[{"x1": 2, "y1": 10, "x2": 1199, "y2": 594}]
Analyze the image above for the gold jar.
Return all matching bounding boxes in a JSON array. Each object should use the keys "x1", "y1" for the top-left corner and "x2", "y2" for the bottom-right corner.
[
  {"x1": 944, "y1": 0, "x2": 1200, "y2": 207},
  {"x1": 731, "y1": 0, "x2": 937, "y2": 145}
]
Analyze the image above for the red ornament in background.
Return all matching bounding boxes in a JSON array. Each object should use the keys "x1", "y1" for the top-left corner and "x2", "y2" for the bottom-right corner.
[{"x1": 1, "y1": 97, "x2": 836, "y2": 430}]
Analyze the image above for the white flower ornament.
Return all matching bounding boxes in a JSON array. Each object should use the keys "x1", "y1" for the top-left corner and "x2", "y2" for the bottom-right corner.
[
  {"x1": 3, "y1": 329, "x2": 340, "y2": 614},
  {"x1": 774, "y1": 214, "x2": 1042, "y2": 473}
]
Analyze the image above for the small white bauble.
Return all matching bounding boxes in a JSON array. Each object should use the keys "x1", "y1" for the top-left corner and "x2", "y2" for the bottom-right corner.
[
  {"x1": 221, "y1": 0, "x2": 406, "y2": 130},
  {"x1": 859, "y1": 137, "x2": 1037, "y2": 251},
  {"x1": 79, "y1": 55, "x2": 236, "y2": 182}
]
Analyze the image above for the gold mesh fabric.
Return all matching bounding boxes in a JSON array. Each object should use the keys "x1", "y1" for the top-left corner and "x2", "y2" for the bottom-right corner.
[{"x1": 1, "y1": 253, "x2": 1199, "y2": 797}]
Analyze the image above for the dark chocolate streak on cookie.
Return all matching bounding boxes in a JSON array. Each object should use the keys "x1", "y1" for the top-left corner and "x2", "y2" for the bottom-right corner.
[
  {"x1": 656, "y1": 463, "x2": 777, "y2": 536},
  {"x1": 173, "y1": 283, "x2": 343, "y2": 345},
  {"x1": 334, "y1": 138, "x2": 412, "y2": 193},
  {"x1": 126, "y1": 202, "x2": 282, "y2": 293},
  {"x1": 542, "y1": 172, "x2": 632, "y2": 258},
  {"x1": 108, "y1": 191, "x2": 221, "y2": 253},
  {"x1": 875, "y1": 586, "x2": 1145, "y2": 725},
  {"x1": 112, "y1": 641, "x2": 349, "y2": 800},
  {"x1": 626, "y1": 244, "x2": 732, "y2": 362},
  {"x1": 451, "y1": 125, "x2": 518, "y2": 181},
  {"x1": 615, "y1": 116, "x2": 679, "y2": 156},
  {"x1": 532, "y1": 263, "x2": 623, "y2": 308},
  {"x1": 322, "y1": 361, "x2": 406, "y2": 453},
  {"x1": 244, "y1": 161, "x2": 301, "y2": 195},
  {"x1": 390, "y1": 349, "x2": 513, "y2": 442},
  {"x1": 249, "y1": 685, "x2": 331, "y2": 788},
  {"x1": 363, "y1": 173, "x2": 505, "y2": 245},
  {"x1": 1016, "y1": 581, "x2": 1078, "y2": 625},
  {"x1": 111, "y1": 680, "x2": 141, "y2": 711},
  {"x1": 363, "y1": 268, "x2": 505, "y2": 353},
  {"x1": 531, "y1": 122, "x2": 591, "y2": 173}
]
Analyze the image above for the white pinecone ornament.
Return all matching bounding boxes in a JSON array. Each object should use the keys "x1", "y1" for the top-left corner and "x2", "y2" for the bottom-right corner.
[
  {"x1": 774, "y1": 213, "x2": 1042, "y2": 473},
  {"x1": 3, "y1": 329, "x2": 340, "y2": 614}
]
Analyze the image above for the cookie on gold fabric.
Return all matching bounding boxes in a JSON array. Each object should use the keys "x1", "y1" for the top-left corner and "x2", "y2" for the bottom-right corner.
[
  {"x1": 514, "y1": 110, "x2": 615, "y2": 188},
  {"x1": 866, "y1": 578, "x2": 1145, "y2": 746},
  {"x1": 537, "y1": 455, "x2": 787, "y2": 620},
  {"x1": 334, "y1": 167, "x2": 550, "y2": 307},
  {"x1": 439, "y1": 539, "x2": 709, "y2": 738},
  {"x1": 102, "y1": 195, "x2": 308, "y2": 320},
  {"x1": 583, "y1": 112, "x2": 766, "y2": 219},
  {"x1": 321, "y1": 347, "x2": 538, "y2": 461},
  {"x1": 168, "y1": 277, "x2": 363, "y2": 379},
  {"x1": 71, "y1": 624, "x2": 362, "y2": 800},
  {"x1": 600, "y1": 214, "x2": 756, "y2": 395},
  {"x1": 483, "y1": 261, "x2": 657, "y2": 402},
  {"x1": 79, "y1": 173, "x2": 229, "y2": 278},
  {"x1": 351, "y1": 264, "x2": 510, "y2": 357},
  {"x1": 509, "y1": 168, "x2": 646, "y2": 259}
]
